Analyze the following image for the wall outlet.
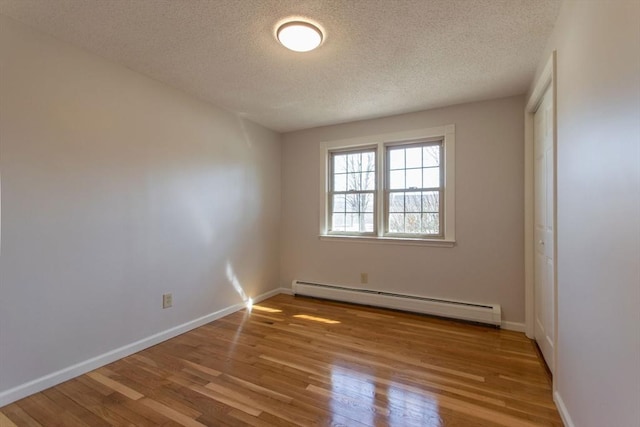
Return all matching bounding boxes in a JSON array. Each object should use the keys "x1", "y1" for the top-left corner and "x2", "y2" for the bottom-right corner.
[
  {"x1": 162, "y1": 293, "x2": 173, "y2": 309},
  {"x1": 360, "y1": 273, "x2": 368, "y2": 284}
]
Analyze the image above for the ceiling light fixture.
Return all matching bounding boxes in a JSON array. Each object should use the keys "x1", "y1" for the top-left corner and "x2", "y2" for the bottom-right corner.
[{"x1": 277, "y1": 21, "x2": 323, "y2": 52}]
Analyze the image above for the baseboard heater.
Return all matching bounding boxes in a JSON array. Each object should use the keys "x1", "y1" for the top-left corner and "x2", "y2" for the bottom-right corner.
[{"x1": 292, "y1": 280, "x2": 502, "y2": 327}]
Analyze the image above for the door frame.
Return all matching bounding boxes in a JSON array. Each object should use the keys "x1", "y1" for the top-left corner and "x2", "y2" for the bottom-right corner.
[{"x1": 524, "y1": 51, "x2": 558, "y2": 382}]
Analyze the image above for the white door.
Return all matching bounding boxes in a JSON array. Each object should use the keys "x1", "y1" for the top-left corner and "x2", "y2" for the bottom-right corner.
[{"x1": 533, "y1": 86, "x2": 555, "y2": 373}]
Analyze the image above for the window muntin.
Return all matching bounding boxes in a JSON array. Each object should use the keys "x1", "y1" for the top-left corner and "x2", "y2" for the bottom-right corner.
[
  {"x1": 385, "y1": 141, "x2": 444, "y2": 237},
  {"x1": 329, "y1": 148, "x2": 376, "y2": 234}
]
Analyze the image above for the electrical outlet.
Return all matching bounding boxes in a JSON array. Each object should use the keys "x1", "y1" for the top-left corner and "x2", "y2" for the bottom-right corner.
[
  {"x1": 162, "y1": 293, "x2": 173, "y2": 309},
  {"x1": 360, "y1": 272, "x2": 368, "y2": 284}
]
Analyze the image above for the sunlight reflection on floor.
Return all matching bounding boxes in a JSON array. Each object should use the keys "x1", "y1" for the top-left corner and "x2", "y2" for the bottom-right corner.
[
  {"x1": 330, "y1": 366, "x2": 376, "y2": 426},
  {"x1": 387, "y1": 381, "x2": 443, "y2": 426},
  {"x1": 328, "y1": 366, "x2": 444, "y2": 426},
  {"x1": 293, "y1": 314, "x2": 341, "y2": 324},
  {"x1": 251, "y1": 305, "x2": 282, "y2": 313}
]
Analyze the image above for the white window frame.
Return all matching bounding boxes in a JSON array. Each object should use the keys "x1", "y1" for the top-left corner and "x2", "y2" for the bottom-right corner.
[
  {"x1": 319, "y1": 125, "x2": 456, "y2": 247},
  {"x1": 384, "y1": 138, "x2": 444, "y2": 238},
  {"x1": 327, "y1": 146, "x2": 378, "y2": 236}
]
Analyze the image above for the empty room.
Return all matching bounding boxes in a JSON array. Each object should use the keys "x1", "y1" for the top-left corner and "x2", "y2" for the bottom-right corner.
[{"x1": 0, "y1": 1, "x2": 638, "y2": 426}]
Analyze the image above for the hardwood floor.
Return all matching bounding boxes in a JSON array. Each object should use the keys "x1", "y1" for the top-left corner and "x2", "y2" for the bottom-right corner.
[{"x1": 0, "y1": 294, "x2": 562, "y2": 426}]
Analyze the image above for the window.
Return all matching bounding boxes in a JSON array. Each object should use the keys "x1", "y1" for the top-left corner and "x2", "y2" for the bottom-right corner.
[
  {"x1": 386, "y1": 140, "x2": 443, "y2": 237},
  {"x1": 320, "y1": 125, "x2": 455, "y2": 245},
  {"x1": 329, "y1": 148, "x2": 376, "y2": 234}
]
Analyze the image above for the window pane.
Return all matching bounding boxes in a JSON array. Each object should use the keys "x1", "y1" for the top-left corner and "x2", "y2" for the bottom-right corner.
[
  {"x1": 333, "y1": 211, "x2": 374, "y2": 233},
  {"x1": 423, "y1": 145, "x2": 440, "y2": 167},
  {"x1": 423, "y1": 167, "x2": 440, "y2": 188},
  {"x1": 389, "y1": 149, "x2": 405, "y2": 170},
  {"x1": 422, "y1": 213, "x2": 440, "y2": 234},
  {"x1": 363, "y1": 213, "x2": 374, "y2": 232},
  {"x1": 360, "y1": 193, "x2": 374, "y2": 213},
  {"x1": 347, "y1": 173, "x2": 361, "y2": 191},
  {"x1": 406, "y1": 168, "x2": 421, "y2": 188},
  {"x1": 347, "y1": 153, "x2": 361, "y2": 173},
  {"x1": 334, "y1": 154, "x2": 347, "y2": 173},
  {"x1": 406, "y1": 147, "x2": 422, "y2": 168},
  {"x1": 389, "y1": 213, "x2": 404, "y2": 233},
  {"x1": 362, "y1": 152, "x2": 375, "y2": 172},
  {"x1": 405, "y1": 192, "x2": 422, "y2": 213},
  {"x1": 389, "y1": 192, "x2": 404, "y2": 212},
  {"x1": 346, "y1": 213, "x2": 360, "y2": 232},
  {"x1": 332, "y1": 194, "x2": 346, "y2": 213},
  {"x1": 351, "y1": 213, "x2": 370, "y2": 232},
  {"x1": 405, "y1": 213, "x2": 421, "y2": 233},
  {"x1": 390, "y1": 170, "x2": 405, "y2": 189},
  {"x1": 345, "y1": 194, "x2": 359, "y2": 212},
  {"x1": 363, "y1": 171, "x2": 375, "y2": 190},
  {"x1": 422, "y1": 191, "x2": 439, "y2": 212},
  {"x1": 334, "y1": 173, "x2": 347, "y2": 191},
  {"x1": 332, "y1": 213, "x2": 346, "y2": 231}
]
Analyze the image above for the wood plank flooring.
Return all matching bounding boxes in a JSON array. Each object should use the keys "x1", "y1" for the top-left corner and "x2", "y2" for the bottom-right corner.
[{"x1": 0, "y1": 294, "x2": 562, "y2": 426}]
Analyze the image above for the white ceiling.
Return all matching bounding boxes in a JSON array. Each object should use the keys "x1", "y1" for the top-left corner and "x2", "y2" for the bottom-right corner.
[{"x1": 0, "y1": 0, "x2": 561, "y2": 132}]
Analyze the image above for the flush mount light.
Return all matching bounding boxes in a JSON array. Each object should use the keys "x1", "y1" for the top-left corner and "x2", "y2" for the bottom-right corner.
[{"x1": 277, "y1": 21, "x2": 323, "y2": 52}]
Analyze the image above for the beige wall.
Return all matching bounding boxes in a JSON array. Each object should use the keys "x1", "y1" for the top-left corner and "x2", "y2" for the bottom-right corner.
[
  {"x1": 281, "y1": 95, "x2": 526, "y2": 323},
  {"x1": 0, "y1": 15, "x2": 281, "y2": 398},
  {"x1": 530, "y1": 1, "x2": 640, "y2": 426}
]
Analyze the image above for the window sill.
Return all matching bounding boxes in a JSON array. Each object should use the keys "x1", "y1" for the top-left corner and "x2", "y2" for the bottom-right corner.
[{"x1": 319, "y1": 234, "x2": 456, "y2": 247}]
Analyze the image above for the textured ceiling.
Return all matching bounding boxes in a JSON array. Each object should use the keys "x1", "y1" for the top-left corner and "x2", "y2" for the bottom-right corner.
[{"x1": 0, "y1": 0, "x2": 561, "y2": 132}]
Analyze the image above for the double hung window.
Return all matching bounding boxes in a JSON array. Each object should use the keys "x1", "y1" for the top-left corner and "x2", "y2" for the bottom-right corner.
[
  {"x1": 329, "y1": 148, "x2": 377, "y2": 234},
  {"x1": 321, "y1": 125, "x2": 455, "y2": 245},
  {"x1": 386, "y1": 141, "x2": 443, "y2": 237}
]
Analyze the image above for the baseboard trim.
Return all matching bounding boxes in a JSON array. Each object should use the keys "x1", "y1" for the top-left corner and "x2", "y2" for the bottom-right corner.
[
  {"x1": 554, "y1": 390, "x2": 575, "y2": 427},
  {"x1": 278, "y1": 286, "x2": 294, "y2": 295},
  {"x1": 0, "y1": 286, "x2": 288, "y2": 407},
  {"x1": 253, "y1": 287, "x2": 289, "y2": 302},
  {"x1": 501, "y1": 321, "x2": 526, "y2": 332},
  {"x1": 288, "y1": 283, "x2": 521, "y2": 331}
]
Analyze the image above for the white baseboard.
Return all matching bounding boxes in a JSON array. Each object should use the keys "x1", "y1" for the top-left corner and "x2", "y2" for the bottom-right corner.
[
  {"x1": 253, "y1": 287, "x2": 289, "y2": 302},
  {"x1": 278, "y1": 286, "x2": 294, "y2": 295},
  {"x1": 0, "y1": 286, "x2": 288, "y2": 407},
  {"x1": 501, "y1": 321, "x2": 526, "y2": 332},
  {"x1": 292, "y1": 280, "x2": 502, "y2": 326},
  {"x1": 554, "y1": 390, "x2": 575, "y2": 427},
  {"x1": 288, "y1": 286, "x2": 524, "y2": 333}
]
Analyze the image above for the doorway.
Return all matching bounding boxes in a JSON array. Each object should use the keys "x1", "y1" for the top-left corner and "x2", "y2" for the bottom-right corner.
[
  {"x1": 533, "y1": 85, "x2": 555, "y2": 372},
  {"x1": 525, "y1": 52, "x2": 557, "y2": 376}
]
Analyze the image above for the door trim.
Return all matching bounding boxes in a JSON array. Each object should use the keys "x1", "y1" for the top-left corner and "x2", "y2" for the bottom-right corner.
[{"x1": 524, "y1": 51, "x2": 557, "y2": 384}]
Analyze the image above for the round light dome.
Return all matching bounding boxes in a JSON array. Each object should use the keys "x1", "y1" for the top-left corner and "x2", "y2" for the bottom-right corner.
[{"x1": 277, "y1": 21, "x2": 323, "y2": 52}]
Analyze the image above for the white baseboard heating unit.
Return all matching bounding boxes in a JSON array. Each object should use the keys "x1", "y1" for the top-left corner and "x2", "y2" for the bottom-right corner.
[{"x1": 292, "y1": 280, "x2": 502, "y2": 327}]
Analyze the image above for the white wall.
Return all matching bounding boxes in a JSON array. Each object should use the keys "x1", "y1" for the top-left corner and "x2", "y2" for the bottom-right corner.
[
  {"x1": 530, "y1": 1, "x2": 640, "y2": 426},
  {"x1": 281, "y1": 95, "x2": 526, "y2": 323},
  {"x1": 0, "y1": 15, "x2": 281, "y2": 402}
]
